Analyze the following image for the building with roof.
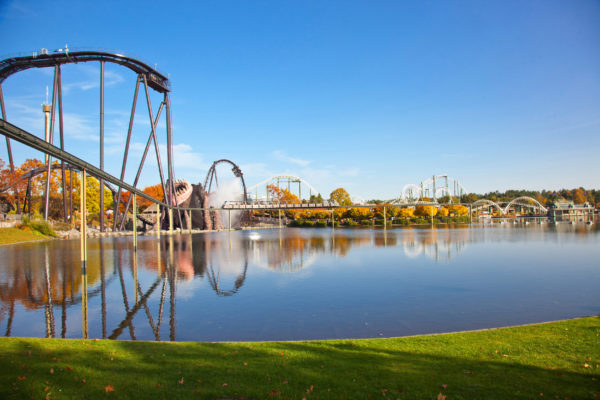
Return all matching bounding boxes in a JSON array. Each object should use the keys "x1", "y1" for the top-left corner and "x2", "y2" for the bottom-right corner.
[{"x1": 548, "y1": 201, "x2": 594, "y2": 223}]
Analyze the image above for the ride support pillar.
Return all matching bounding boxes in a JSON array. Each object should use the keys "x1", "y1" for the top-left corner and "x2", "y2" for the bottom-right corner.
[{"x1": 157, "y1": 206, "x2": 161, "y2": 239}]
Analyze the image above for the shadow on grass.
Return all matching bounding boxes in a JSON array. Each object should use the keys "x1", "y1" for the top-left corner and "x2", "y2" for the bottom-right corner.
[{"x1": 1, "y1": 327, "x2": 598, "y2": 400}]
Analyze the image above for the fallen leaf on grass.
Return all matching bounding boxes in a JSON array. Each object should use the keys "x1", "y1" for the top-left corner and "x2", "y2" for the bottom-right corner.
[
  {"x1": 105, "y1": 385, "x2": 114, "y2": 392},
  {"x1": 440, "y1": 384, "x2": 447, "y2": 389},
  {"x1": 437, "y1": 393, "x2": 446, "y2": 400},
  {"x1": 65, "y1": 366, "x2": 73, "y2": 371},
  {"x1": 178, "y1": 377, "x2": 184, "y2": 385},
  {"x1": 584, "y1": 363, "x2": 590, "y2": 368},
  {"x1": 282, "y1": 380, "x2": 288, "y2": 385},
  {"x1": 222, "y1": 383, "x2": 228, "y2": 387},
  {"x1": 17, "y1": 376, "x2": 26, "y2": 381},
  {"x1": 44, "y1": 387, "x2": 50, "y2": 392},
  {"x1": 269, "y1": 388, "x2": 281, "y2": 397},
  {"x1": 49, "y1": 368, "x2": 54, "y2": 374}
]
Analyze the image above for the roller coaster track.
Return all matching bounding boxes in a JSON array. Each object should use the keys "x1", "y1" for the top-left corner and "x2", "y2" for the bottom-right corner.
[
  {"x1": 0, "y1": 119, "x2": 169, "y2": 207},
  {"x1": 0, "y1": 50, "x2": 169, "y2": 92},
  {"x1": 0, "y1": 48, "x2": 181, "y2": 230}
]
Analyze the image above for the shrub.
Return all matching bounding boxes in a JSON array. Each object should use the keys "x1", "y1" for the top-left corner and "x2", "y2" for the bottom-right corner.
[
  {"x1": 314, "y1": 220, "x2": 327, "y2": 228},
  {"x1": 342, "y1": 219, "x2": 359, "y2": 227},
  {"x1": 20, "y1": 215, "x2": 57, "y2": 237}
]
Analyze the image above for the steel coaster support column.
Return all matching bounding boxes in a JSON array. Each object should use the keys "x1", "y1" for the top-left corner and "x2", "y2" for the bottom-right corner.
[
  {"x1": 278, "y1": 209, "x2": 282, "y2": 228},
  {"x1": 164, "y1": 94, "x2": 183, "y2": 229},
  {"x1": 331, "y1": 209, "x2": 334, "y2": 228},
  {"x1": 157, "y1": 206, "x2": 161, "y2": 238},
  {"x1": 113, "y1": 75, "x2": 141, "y2": 230},
  {"x1": 169, "y1": 207, "x2": 173, "y2": 235},
  {"x1": 118, "y1": 101, "x2": 165, "y2": 231},
  {"x1": 188, "y1": 210, "x2": 192, "y2": 234},
  {"x1": 383, "y1": 206, "x2": 387, "y2": 230},
  {"x1": 133, "y1": 193, "x2": 138, "y2": 252},
  {"x1": 57, "y1": 66, "x2": 68, "y2": 222},
  {"x1": 100, "y1": 61, "x2": 105, "y2": 232},
  {"x1": 142, "y1": 76, "x2": 168, "y2": 218},
  {"x1": 24, "y1": 178, "x2": 32, "y2": 215},
  {"x1": 0, "y1": 84, "x2": 19, "y2": 213},
  {"x1": 43, "y1": 66, "x2": 59, "y2": 220},
  {"x1": 80, "y1": 169, "x2": 88, "y2": 339},
  {"x1": 228, "y1": 209, "x2": 231, "y2": 231}
]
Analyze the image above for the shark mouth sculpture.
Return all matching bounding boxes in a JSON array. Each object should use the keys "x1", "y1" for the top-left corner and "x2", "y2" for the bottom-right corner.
[
  {"x1": 159, "y1": 179, "x2": 226, "y2": 231},
  {"x1": 172, "y1": 179, "x2": 193, "y2": 207}
]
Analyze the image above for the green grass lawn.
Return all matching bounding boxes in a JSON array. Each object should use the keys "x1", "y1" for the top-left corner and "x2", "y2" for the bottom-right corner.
[
  {"x1": 0, "y1": 317, "x2": 598, "y2": 400},
  {"x1": 0, "y1": 227, "x2": 53, "y2": 245}
]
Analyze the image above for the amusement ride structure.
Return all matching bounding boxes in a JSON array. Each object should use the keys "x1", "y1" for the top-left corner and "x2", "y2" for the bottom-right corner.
[{"x1": 0, "y1": 48, "x2": 551, "y2": 225}]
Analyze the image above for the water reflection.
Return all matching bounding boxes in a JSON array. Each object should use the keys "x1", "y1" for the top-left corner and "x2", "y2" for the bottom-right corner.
[{"x1": 1, "y1": 224, "x2": 598, "y2": 341}]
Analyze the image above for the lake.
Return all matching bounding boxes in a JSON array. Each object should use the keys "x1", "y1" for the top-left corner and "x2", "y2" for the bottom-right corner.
[{"x1": 0, "y1": 224, "x2": 598, "y2": 341}]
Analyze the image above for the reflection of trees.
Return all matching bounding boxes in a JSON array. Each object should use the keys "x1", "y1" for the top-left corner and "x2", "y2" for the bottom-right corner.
[{"x1": 0, "y1": 240, "x2": 116, "y2": 337}]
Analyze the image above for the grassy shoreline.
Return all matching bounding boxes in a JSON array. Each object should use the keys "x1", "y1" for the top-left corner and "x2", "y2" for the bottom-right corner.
[
  {"x1": 0, "y1": 227, "x2": 55, "y2": 245},
  {"x1": 1, "y1": 317, "x2": 598, "y2": 399}
]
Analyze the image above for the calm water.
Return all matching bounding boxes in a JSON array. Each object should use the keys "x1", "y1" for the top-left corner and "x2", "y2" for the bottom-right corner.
[{"x1": 0, "y1": 225, "x2": 599, "y2": 341}]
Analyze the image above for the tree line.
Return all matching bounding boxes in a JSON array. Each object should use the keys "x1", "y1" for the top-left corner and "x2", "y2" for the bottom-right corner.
[{"x1": 0, "y1": 158, "x2": 163, "y2": 226}]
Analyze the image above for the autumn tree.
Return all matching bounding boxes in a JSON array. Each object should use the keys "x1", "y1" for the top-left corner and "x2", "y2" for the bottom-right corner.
[
  {"x1": 446, "y1": 204, "x2": 469, "y2": 216},
  {"x1": 438, "y1": 207, "x2": 450, "y2": 217},
  {"x1": 267, "y1": 184, "x2": 300, "y2": 203},
  {"x1": 397, "y1": 208, "x2": 414, "y2": 218},
  {"x1": 415, "y1": 205, "x2": 438, "y2": 217},
  {"x1": 573, "y1": 188, "x2": 586, "y2": 205},
  {"x1": 329, "y1": 188, "x2": 352, "y2": 206},
  {"x1": 137, "y1": 184, "x2": 164, "y2": 209}
]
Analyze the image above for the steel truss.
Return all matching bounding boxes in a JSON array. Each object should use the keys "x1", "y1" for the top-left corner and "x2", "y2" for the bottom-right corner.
[{"x1": 0, "y1": 50, "x2": 177, "y2": 231}]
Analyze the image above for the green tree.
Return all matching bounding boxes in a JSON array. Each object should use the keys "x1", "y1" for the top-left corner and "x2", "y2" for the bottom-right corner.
[{"x1": 309, "y1": 193, "x2": 324, "y2": 203}]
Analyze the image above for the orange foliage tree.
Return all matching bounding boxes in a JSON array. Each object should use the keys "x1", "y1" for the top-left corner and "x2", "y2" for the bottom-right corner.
[{"x1": 138, "y1": 184, "x2": 164, "y2": 209}]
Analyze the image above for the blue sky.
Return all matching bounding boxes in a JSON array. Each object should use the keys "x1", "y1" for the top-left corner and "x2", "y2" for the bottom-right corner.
[{"x1": 0, "y1": 0, "x2": 599, "y2": 199}]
